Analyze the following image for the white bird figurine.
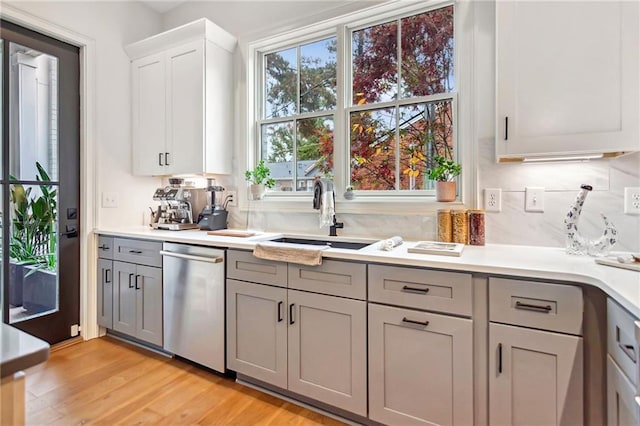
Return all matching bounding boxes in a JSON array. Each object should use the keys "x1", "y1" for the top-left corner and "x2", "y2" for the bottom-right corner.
[{"x1": 564, "y1": 184, "x2": 617, "y2": 256}]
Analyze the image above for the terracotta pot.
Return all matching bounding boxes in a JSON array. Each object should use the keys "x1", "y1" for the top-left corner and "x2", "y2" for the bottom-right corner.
[
  {"x1": 436, "y1": 181, "x2": 456, "y2": 202},
  {"x1": 249, "y1": 184, "x2": 266, "y2": 200}
]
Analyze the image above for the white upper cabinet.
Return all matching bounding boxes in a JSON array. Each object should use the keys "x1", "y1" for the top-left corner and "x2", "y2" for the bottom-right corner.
[
  {"x1": 496, "y1": 1, "x2": 640, "y2": 161},
  {"x1": 126, "y1": 19, "x2": 236, "y2": 176}
]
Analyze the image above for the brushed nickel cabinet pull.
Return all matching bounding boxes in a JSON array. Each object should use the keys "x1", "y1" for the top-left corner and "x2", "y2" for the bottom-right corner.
[
  {"x1": 619, "y1": 343, "x2": 637, "y2": 364},
  {"x1": 158, "y1": 152, "x2": 164, "y2": 166},
  {"x1": 402, "y1": 285, "x2": 430, "y2": 294},
  {"x1": 505, "y1": 116, "x2": 509, "y2": 140},
  {"x1": 515, "y1": 301, "x2": 552, "y2": 313},
  {"x1": 402, "y1": 317, "x2": 429, "y2": 327}
]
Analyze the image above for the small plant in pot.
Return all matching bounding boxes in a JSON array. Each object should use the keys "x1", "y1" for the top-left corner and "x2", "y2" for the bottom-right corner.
[
  {"x1": 245, "y1": 160, "x2": 276, "y2": 200},
  {"x1": 428, "y1": 156, "x2": 461, "y2": 202}
]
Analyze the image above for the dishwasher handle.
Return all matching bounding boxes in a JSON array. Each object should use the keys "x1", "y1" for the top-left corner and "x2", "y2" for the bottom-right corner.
[{"x1": 160, "y1": 250, "x2": 224, "y2": 264}]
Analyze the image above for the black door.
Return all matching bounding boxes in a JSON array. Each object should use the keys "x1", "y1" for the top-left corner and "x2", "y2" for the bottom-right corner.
[{"x1": 1, "y1": 20, "x2": 80, "y2": 345}]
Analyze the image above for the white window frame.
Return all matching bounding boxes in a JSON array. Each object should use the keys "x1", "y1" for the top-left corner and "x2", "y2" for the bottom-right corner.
[{"x1": 245, "y1": 0, "x2": 476, "y2": 214}]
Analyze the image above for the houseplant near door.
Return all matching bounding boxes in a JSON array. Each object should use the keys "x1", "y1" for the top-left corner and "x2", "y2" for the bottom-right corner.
[
  {"x1": 9, "y1": 162, "x2": 58, "y2": 314},
  {"x1": 245, "y1": 160, "x2": 276, "y2": 200},
  {"x1": 428, "y1": 156, "x2": 461, "y2": 202}
]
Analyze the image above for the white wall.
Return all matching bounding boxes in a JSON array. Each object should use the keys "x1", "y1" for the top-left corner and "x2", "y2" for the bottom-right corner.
[
  {"x1": 4, "y1": 0, "x2": 164, "y2": 229},
  {"x1": 162, "y1": 0, "x2": 640, "y2": 252}
]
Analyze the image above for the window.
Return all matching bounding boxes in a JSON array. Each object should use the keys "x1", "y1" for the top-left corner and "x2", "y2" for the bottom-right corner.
[
  {"x1": 253, "y1": 2, "x2": 456, "y2": 197},
  {"x1": 259, "y1": 37, "x2": 337, "y2": 192}
]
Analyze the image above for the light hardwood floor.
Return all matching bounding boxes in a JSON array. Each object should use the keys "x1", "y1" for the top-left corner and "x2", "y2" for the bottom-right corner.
[{"x1": 25, "y1": 337, "x2": 344, "y2": 425}]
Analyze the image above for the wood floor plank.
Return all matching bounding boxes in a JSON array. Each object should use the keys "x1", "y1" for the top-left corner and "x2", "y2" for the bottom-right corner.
[{"x1": 25, "y1": 337, "x2": 344, "y2": 425}]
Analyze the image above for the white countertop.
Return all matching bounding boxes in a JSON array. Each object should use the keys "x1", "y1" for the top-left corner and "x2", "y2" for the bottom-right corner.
[
  {"x1": 96, "y1": 226, "x2": 640, "y2": 318},
  {"x1": 1, "y1": 324, "x2": 50, "y2": 378}
]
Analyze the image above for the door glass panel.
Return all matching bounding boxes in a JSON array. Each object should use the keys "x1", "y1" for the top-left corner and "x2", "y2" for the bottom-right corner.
[
  {"x1": 6, "y1": 41, "x2": 60, "y2": 323},
  {"x1": 8, "y1": 42, "x2": 59, "y2": 181},
  {"x1": 8, "y1": 168, "x2": 59, "y2": 322}
]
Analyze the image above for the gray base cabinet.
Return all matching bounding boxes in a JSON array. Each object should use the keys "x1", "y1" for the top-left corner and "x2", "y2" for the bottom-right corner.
[
  {"x1": 368, "y1": 303, "x2": 473, "y2": 426},
  {"x1": 97, "y1": 259, "x2": 113, "y2": 329},
  {"x1": 226, "y1": 279, "x2": 287, "y2": 388},
  {"x1": 607, "y1": 355, "x2": 639, "y2": 426},
  {"x1": 113, "y1": 260, "x2": 163, "y2": 346},
  {"x1": 489, "y1": 323, "x2": 583, "y2": 426},
  {"x1": 288, "y1": 289, "x2": 367, "y2": 417}
]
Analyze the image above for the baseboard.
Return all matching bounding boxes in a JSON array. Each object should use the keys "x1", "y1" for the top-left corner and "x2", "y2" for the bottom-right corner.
[{"x1": 51, "y1": 336, "x2": 83, "y2": 352}]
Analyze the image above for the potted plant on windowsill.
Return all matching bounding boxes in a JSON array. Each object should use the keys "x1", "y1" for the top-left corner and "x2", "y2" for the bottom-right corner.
[
  {"x1": 428, "y1": 156, "x2": 461, "y2": 202},
  {"x1": 245, "y1": 160, "x2": 276, "y2": 200}
]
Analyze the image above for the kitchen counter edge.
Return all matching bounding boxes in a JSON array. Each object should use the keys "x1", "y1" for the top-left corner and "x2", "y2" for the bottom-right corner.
[{"x1": 95, "y1": 227, "x2": 640, "y2": 318}]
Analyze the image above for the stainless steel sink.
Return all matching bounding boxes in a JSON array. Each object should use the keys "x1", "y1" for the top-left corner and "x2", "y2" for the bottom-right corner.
[{"x1": 267, "y1": 237, "x2": 373, "y2": 250}]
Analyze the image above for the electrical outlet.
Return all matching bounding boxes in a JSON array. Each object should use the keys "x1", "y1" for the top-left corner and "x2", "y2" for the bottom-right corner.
[
  {"x1": 624, "y1": 187, "x2": 640, "y2": 215},
  {"x1": 226, "y1": 191, "x2": 237, "y2": 207},
  {"x1": 101, "y1": 192, "x2": 118, "y2": 208},
  {"x1": 525, "y1": 187, "x2": 545, "y2": 212},
  {"x1": 484, "y1": 188, "x2": 502, "y2": 212}
]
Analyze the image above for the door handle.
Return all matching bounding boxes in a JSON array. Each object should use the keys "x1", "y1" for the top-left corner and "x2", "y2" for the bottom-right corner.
[
  {"x1": 289, "y1": 304, "x2": 295, "y2": 325},
  {"x1": 105, "y1": 269, "x2": 111, "y2": 284},
  {"x1": 158, "y1": 152, "x2": 164, "y2": 166},
  {"x1": 277, "y1": 301, "x2": 283, "y2": 322},
  {"x1": 128, "y1": 273, "x2": 134, "y2": 289},
  {"x1": 165, "y1": 152, "x2": 170, "y2": 166},
  {"x1": 60, "y1": 226, "x2": 78, "y2": 238}
]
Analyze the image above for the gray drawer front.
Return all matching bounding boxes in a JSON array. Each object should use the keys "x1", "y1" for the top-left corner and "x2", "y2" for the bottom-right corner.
[
  {"x1": 113, "y1": 238, "x2": 162, "y2": 267},
  {"x1": 489, "y1": 277, "x2": 583, "y2": 335},
  {"x1": 288, "y1": 260, "x2": 366, "y2": 300},
  {"x1": 227, "y1": 250, "x2": 287, "y2": 287},
  {"x1": 608, "y1": 298, "x2": 638, "y2": 385},
  {"x1": 368, "y1": 264, "x2": 472, "y2": 316},
  {"x1": 97, "y1": 236, "x2": 114, "y2": 260}
]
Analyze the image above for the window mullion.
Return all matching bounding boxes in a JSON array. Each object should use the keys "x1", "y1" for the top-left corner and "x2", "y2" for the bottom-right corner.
[{"x1": 395, "y1": 17, "x2": 402, "y2": 192}]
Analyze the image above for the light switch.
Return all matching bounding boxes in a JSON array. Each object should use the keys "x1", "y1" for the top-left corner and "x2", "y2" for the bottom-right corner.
[{"x1": 525, "y1": 187, "x2": 544, "y2": 212}]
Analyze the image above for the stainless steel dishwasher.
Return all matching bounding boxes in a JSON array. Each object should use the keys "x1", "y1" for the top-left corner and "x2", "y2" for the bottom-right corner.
[{"x1": 161, "y1": 242, "x2": 225, "y2": 372}]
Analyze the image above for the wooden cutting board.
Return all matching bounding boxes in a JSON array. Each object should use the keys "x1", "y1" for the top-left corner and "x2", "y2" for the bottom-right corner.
[
  {"x1": 595, "y1": 258, "x2": 640, "y2": 272},
  {"x1": 207, "y1": 230, "x2": 256, "y2": 238}
]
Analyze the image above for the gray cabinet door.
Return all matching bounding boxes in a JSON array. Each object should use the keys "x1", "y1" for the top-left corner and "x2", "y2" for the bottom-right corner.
[
  {"x1": 97, "y1": 258, "x2": 113, "y2": 329},
  {"x1": 607, "y1": 355, "x2": 639, "y2": 426},
  {"x1": 136, "y1": 265, "x2": 163, "y2": 346},
  {"x1": 368, "y1": 303, "x2": 473, "y2": 426},
  {"x1": 489, "y1": 323, "x2": 583, "y2": 426},
  {"x1": 226, "y1": 279, "x2": 287, "y2": 388},
  {"x1": 113, "y1": 261, "x2": 137, "y2": 336},
  {"x1": 287, "y1": 289, "x2": 367, "y2": 416}
]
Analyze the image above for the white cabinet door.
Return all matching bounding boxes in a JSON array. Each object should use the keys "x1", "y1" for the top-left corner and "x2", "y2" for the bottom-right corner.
[
  {"x1": 496, "y1": 1, "x2": 639, "y2": 160},
  {"x1": 165, "y1": 40, "x2": 205, "y2": 175},
  {"x1": 287, "y1": 290, "x2": 367, "y2": 416},
  {"x1": 368, "y1": 303, "x2": 473, "y2": 426},
  {"x1": 489, "y1": 323, "x2": 583, "y2": 426},
  {"x1": 226, "y1": 279, "x2": 288, "y2": 389},
  {"x1": 132, "y1": 52, "x2": 166, "y2": 175},
  {"x1": 607, "y1": 355, "x2": 639, "y2": 426}
]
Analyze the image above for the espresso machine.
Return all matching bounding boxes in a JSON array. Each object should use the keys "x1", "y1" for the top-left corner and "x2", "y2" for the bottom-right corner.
[
  {"x1": 197, "y1": 179, "x2": 228, "y2": 231},
  {"x1": 151, "y1": 179, "x2": 199, "y2": 230}
]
